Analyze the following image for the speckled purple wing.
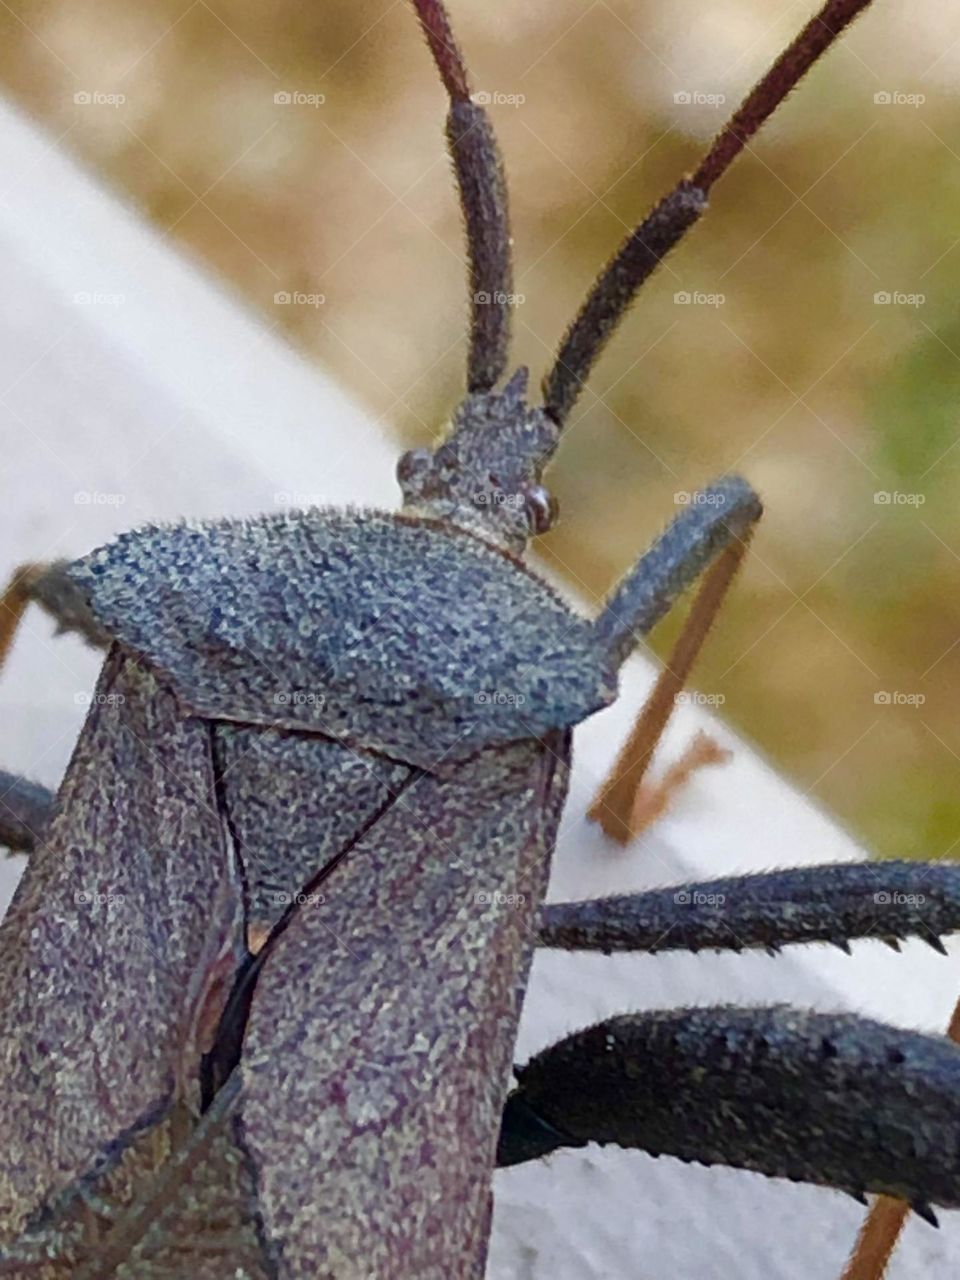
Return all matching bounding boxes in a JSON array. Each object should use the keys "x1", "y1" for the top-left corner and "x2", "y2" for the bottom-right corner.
[
  {"x1": 236, "y1": 732, "x2": 571, "y2": 1278},
  {"x1": 0, "y1": 648, "x2": 245, "y2": 1245},
  {"x1": 67, "y1": 509, "x2": 613, "y2": 768},
  {"x1": 0, "y1": 1093, "x2": 271, "y2": 1277}
]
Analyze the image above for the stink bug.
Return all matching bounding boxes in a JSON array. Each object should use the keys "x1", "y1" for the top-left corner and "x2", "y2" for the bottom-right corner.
[{"x1": 2, "y1": 1, "x2": 960, "y2": 1278}]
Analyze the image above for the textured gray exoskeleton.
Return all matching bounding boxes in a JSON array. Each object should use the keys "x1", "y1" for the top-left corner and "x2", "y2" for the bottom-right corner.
[{"x1": 3, "y1": 1, "x2": 960, "y2": 1277}]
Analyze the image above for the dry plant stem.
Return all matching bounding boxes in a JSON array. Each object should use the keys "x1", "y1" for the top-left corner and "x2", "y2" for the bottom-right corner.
[
  {"x1": 839, "y1": 994, "x2": 960, "y2": 1280},
  {"x1": 588, "y1": 537, "x2": 750, "y2": 843}
]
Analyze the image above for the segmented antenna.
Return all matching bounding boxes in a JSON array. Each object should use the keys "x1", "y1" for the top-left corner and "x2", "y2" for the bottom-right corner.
[
  {"x1": 542, "y1": 0, "x2": 877, "y2": 425},
  {"x1": 411, "y1": 0, "x2": 514, "y2": 393}
]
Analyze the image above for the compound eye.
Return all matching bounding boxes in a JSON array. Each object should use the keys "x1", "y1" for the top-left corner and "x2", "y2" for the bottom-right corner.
[
  {"x1": 524, "y1": 484, "x2": 558, "y2": 535},
  {"x1": 396, "y1": 448, "x2": 433, "y2": 487}
]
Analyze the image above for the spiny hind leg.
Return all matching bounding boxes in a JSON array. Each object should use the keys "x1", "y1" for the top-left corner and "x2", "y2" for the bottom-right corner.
[
  {"x1": 496, "y1": 1005, "x2": 960, "y2": 1225},
  {"x1": 589, "y1": 478, "x2": 758, "y2": 843},
  {"x1": 537, "y1": 861, "x2": 960, "y2": 958}
]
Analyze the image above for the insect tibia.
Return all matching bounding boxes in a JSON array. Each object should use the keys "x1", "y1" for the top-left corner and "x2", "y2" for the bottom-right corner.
[{"x1": 592, "y1": 475, "x2": 761, "y2": 670}]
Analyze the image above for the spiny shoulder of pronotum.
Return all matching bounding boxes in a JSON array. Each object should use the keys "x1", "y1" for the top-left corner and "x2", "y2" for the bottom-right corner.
[{"x1": 396, "y1": 367, "x2": 561, "y2": 555}]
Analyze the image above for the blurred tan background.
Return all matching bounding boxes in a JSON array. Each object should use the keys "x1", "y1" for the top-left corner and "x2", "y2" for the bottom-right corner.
[{"x1": 2, "y1": 0, "x2": 960, "y2": 860}]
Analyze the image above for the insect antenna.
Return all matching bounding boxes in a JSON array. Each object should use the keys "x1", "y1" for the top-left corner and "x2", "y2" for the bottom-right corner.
[
  {"x1": 411, "y1": 0, "x2": 514, "y2": 393},
  {"x1": 541, "y1": 0, "x2": 876, "y2": 426}
]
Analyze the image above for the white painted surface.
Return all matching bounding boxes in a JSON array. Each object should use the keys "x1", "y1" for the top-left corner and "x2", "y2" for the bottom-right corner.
[{"x1": 0, "y1": 96, "x2": 956, "y2": 1278}]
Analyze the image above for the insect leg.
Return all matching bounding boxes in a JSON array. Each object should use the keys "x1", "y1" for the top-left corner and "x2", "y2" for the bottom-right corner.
[
  {"x1": 496, "y1": 1005, "x2": 960, "y2": 1224},
  {"x1": 588, "y1": 474, "x2": 760, "y2": 841},
  {"x1": 839, "y1": 995, "x2": 960, "y2": 1279},
  {"x1": 0, "y1": 770, "x2": 55, "y2": 854},
  {"x1": 592, "y1": 476, "x2": 760, "y2": 671},
  {"x1": 0, "y1": 562, "x2": 107, "y2": 677},
  {"x1": 590, "y1": 534, "x2": 750, "y2": 842},
  {"x1": 411, "y1": 0, "x2": 513, "y2": 393},
  {"x1": 0, "y1": 564, "x2": 100, "y2": 857},
  {"x1": 538, "y1": 862, "x2": 960, "y2": 958}
]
